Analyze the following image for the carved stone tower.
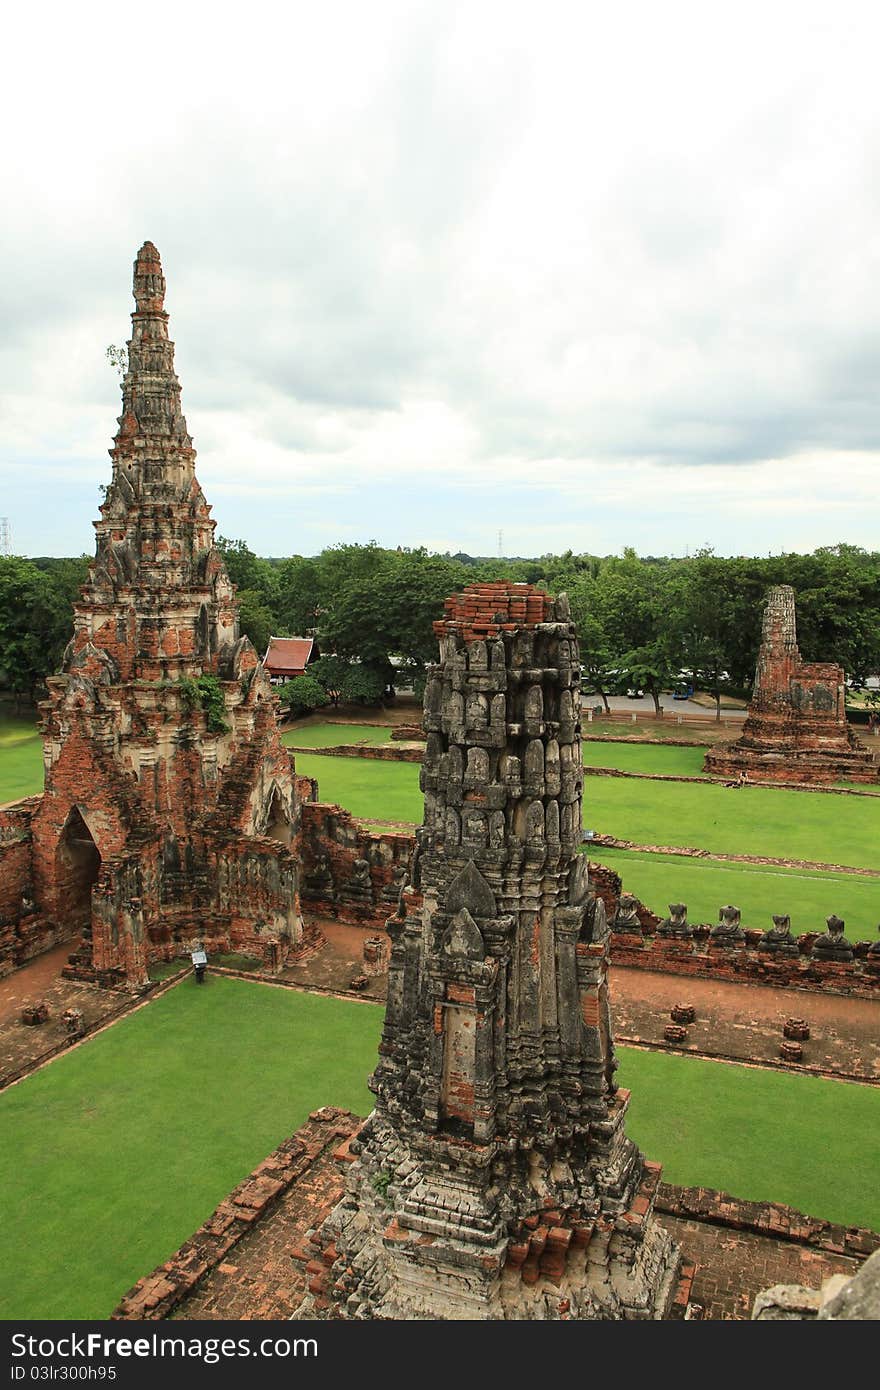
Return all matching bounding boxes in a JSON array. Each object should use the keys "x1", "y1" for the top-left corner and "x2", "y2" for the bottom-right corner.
[
  {"x1": 31, "y1": 243, "x2": 303, "y2": 984},
  {"x1": 302, "y1": 582, "x2": 680, "y2": 1319},
  {"x1": 705, "y1": 585, "x2": 878, "y2": 784}
]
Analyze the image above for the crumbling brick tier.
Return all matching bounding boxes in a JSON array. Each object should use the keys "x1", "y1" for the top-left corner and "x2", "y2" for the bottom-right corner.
[
  {"x1": 298, "y1": 583, "x2": 680, "y2": 1321},
  {"x1": 12, "y1": 244, "x2": 304, "y2": 985},
  {"x1": 704, "y1": 586, "x2": 879, "y2": 785}
]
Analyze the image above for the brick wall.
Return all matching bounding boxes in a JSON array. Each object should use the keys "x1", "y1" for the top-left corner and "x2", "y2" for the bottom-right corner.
[{"x1": 300, "y1": 802, "x2": 415, "y2": 926}]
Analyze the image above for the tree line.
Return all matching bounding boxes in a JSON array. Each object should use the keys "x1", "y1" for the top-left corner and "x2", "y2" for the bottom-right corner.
[{"x1": 1, "y1": 542, "x2": 878, "y2": 716}]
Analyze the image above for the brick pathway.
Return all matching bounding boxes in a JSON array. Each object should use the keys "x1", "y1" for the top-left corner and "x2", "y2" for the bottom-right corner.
[
  {"x1": 659, "y1": 1215, "x2": 860, "y2": 1320},
  {"x1": 280, "y1": 918, "x2": 389, "y2": 1000},
  {"x1": 0, "y1": 942, "x2": 158, "y2": 1089}
]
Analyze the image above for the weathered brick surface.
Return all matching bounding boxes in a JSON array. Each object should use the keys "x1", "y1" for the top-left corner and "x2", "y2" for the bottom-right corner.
[
  {"x1": 287, "y1": 742, "x2": 423, "y2": 762},
  {"x1": 0, "y1": 798, "x2": 49, "y2": 977},
  {"x1": 606, "y1": 930, "x2": 880, "y2": 999},
  {"x1": 299, "y1": 583, "x2": 680, "y2": 1321},
  {"x1": 8, "y1": 244, "x2": 305, "y2": 985},
  {"x1": 705, "y1": 586, "x2": 879, "y2": 785},
  {"x1": 659, "y1": 1216, "x2": 862, "y2": 1320},
  {"x1": 300, "y1": 802, "x2": 414, "y2": 927}
]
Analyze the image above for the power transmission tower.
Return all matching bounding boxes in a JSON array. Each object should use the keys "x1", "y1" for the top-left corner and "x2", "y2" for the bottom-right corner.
[
  {"x1": 0, "y1": 518, "x2": 11, "y2": 557},
  {"x1": 498, "y1": 528, "x2": 503, "y2": 558}
]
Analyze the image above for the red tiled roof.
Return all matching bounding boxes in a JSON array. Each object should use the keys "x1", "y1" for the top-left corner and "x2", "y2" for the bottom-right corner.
[{"x1": 262, "y1": 636, "x2": 314, "y2": 676}]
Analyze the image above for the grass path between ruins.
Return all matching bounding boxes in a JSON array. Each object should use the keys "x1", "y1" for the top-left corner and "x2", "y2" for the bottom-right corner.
[
  {"x1": 596, "y1": 848, "x2": 880, "y2": 938},
  {"x1": 281, "y1": 722, "x2": 392, "y2": 748},
  {"x1": 0, "y1": 714, "x2": 42, "y2": 804},
  {"x1": 294, "y1": 752, "x2": 880, "y2": 871},
  {"x1": 1, "y1": 975, "x2": 878, "y2": 1319}
]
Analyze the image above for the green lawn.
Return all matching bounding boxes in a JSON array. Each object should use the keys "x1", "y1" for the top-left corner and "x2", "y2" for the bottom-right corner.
[
  {"x1": 582, "y1": 715, "x2": 734, "y2": 743},
  {"x1": 597, "y1": 847, "x2": 880, "y2": 939},
  {"x1": 583, "y1": 742, "x2": 708, "y2": 776},
  {"x1": 584, "y1": 776, "x2": 880, "y2": 871},
  {"x1": 294, "y1": 752, "x2": 424, "y2": 825},
  {"x1": 295, "y1": 751, "x2": 880, "y2": 872},
  {"x1": 0, "y1": 976, "x2": 382, "y2": 1321},
  {"x1": 2, "y1": 979, "x2": 878, "y2": 1321},
  {"x1": 0, "y1": 714, "x2": 42, "y2": 804},
  {"x1": 620, "y1": 1047, "x2": 880, "y2": 1231},
  {"x1": 282, "y1": 722, "x2": 392, "y2": 748}
]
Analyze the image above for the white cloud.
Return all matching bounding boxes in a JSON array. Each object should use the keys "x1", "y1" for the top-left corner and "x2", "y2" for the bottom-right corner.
[{"x1": 2, "y1": 0, "x2": 880, "y2": 556}]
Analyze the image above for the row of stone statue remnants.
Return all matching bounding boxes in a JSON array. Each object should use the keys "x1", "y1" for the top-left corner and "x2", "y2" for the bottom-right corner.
[{"x1": 612, "y1": 896, "x2": 880, "y2": 960}]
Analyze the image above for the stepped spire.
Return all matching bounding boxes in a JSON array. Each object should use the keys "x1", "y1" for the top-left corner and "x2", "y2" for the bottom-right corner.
[
  {"x1": 112, "y1": 240, "x2": 193, "y2": 460},
  {"x1": 76, "y1": 244, "x2": 237, "y2": 680},
  {"x1": 32, "y1": 241, "x2": 303, "y2": 991},
  {"x1": 132, "y1": 240, "x2": 166, "y2": 312}
]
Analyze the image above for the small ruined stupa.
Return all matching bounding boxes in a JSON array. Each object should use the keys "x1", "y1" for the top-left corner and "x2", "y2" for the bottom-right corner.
[
  {"x1": 299, "y1": 582, "x2": 681, "y2": 1319},
  {"x1": 705, "y1": 585, "x2": 878, "y2": 785},
  {"x1": 30, "y1": 244, "x2": 303, "y2": 985}
]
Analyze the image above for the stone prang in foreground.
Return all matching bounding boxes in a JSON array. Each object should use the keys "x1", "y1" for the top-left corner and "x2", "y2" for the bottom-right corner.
[{"x1": 299, "y1": 582, "x2": 681, "y2": 1320}]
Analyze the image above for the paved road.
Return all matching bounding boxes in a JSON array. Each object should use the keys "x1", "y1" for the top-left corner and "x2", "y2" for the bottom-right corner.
[{"x1": 581, "y1": 693, "x2": 747, "y2": 720}]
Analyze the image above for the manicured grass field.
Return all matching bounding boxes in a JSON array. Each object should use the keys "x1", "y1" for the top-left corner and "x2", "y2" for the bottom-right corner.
[
  {"x1": 282, "y1": 722, "x2": 392, "y2": 748},
  {"x1": 582, "y1": 741, "x2": 708, "y2": 776},
  {"x1": 295, "y1": 751, "x2": 880, "y2": 872},
  {"x1": 0, "y1": 714, "x2": 42, "y2": 804},
  {"x1": 2, "y1": 979, "x2": 878, "y2": 1320},
  {"x1": 0, "y1": 976, "x2": 382, "y2": 1321},
  {"x1": 619, "y1": 1047, "x2": 880, "y2": 1232},
  {"x1": 597, "y1": 847, "x2": 880, "y2": 938},
  {"x1": 583, "y1": 715, "x2": 733, "y2": 744},
  {"x1": 294, "y1": 752, "x2": 424, "y2": 825},
  {"x1": 584, "y1": 776, "x2": 880, "y2": 870}
]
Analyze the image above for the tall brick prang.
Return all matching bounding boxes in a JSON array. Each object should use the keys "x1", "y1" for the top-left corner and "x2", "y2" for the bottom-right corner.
[
  {"x1": 26, "y1": 243, "x2": 303, "y2": 984},
  {"x1": 298, "y1": 582, "x2": 681, "y2": 1319},
  {"x1": 705, "y1": 585, "x2": 878, "y2": 785}
]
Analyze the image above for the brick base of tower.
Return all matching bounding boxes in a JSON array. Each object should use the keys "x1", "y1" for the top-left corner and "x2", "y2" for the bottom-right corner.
[
  {"x1": 300, "y1": 1100, "x2": 680, "y2": 1320},
  {"x1": 704, "y1": 585, "x2": 879, "y2": 785}
]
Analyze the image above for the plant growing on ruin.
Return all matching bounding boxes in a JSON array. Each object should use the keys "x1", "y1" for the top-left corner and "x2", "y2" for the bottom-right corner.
[
  {"x1": 372, "y1": 1170, "x2": 392, "y2": 1199},
  {"x1": 178, "y1": 675, "x2": 230, "y2": 734}
]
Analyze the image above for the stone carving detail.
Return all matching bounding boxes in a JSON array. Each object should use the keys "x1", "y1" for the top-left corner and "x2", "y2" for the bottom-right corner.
[
  {"x1": 811, "y1": 914, "x2": 853, "y2": 962},
  {"x1": 300, "y1": 581, "x2": 680, "y2": 1322},
  {"x1": 658, "y1": 903, "x2": 691, "y2": 938},
  {"x1": 612, "y1": 892, "x2": 642, "y2": 934},
  {"x1": 759, "y1": 914, "x2": 798, "y2": 956},
  {"x1": 711, "y1": 904, "x2": 745, "y2": 944}
]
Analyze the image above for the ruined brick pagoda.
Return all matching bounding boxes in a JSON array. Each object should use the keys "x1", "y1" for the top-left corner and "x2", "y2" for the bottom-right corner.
[
  {"x1": 300, "y1": 582, "x2": 681, "y2": 1319},
  {"x1": 29, "y1": 243, "x2": 303, "y2": 985},
  {"x1": 704, "y1": 585, "x2": 878, "y2": 785}
]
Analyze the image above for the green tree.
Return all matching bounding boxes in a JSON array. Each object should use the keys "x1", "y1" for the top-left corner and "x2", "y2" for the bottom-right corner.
[
  {"x1": 275, "y1": 555, "x2": 324, "y2": 634},
  {"x1": 0, "y1": 557, "x2": 72, "y2": 708},
  {"x1": 340, "y1": 664, "x2": 385, "y2": 705},
  {"x1": 277, "y1": 675, "x2": 330, "y2": 718},
  {"x1": 236, "y1": 589, "x2": 274, "y2": 657},
  {"x1": 599, "y1": 553, "x2": 679, "y2": 716},
  {"x1": 670, "y1": 552, "x2": 743, "y2": 720},
  {"x1": 310, "y1": 653, "x2": 350, "y2": 707},
  {"x1": 568, "y1": 574, "x2": 617, "y2": 712}
]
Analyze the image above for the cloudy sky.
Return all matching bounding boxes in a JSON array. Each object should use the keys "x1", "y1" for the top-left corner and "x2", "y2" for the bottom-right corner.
[{"x1": 3, "y1": 1, "x2": 879, "y2": 560}]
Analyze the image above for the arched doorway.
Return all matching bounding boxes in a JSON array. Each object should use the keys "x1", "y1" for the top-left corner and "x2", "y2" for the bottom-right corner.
[
  {"x1": 55, "y1": 807, "x2": 101, "y2": 936},
  {"x1": 263, "y1": 785, "x2": 291, "y2": 845}
]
